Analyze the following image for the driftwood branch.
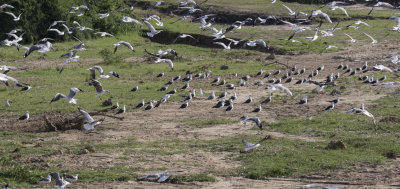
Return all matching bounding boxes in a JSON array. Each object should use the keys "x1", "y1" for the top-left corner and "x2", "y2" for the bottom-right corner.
[
  {"x1": 44, "y1": 115, "x2": 57, "y2": 131},
  {"x1": 267, "y1": 60, "x2": 289, "y2": 68}
]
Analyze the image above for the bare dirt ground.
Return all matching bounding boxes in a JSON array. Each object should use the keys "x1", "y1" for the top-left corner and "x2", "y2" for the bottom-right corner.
[{"x1": 2, "y1": 40, "x2": 400, "y2": 188}]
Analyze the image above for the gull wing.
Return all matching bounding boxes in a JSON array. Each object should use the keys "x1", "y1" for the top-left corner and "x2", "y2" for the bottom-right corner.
[
  {"x1": 144, "y1": 20, "x2": 157, "y2": 33},
  {"x1": 91, "y1": 79, "x2": 104, "y2": 93},
  {"x1": 51, "y1": 93, "x2": 66, "y2": 103},
  {"x1": 68, "y1": 88, "x2": 82, "y2": 99},
  {"x1": 78, "y1": 107, "x2": 95, "y2": 123}
]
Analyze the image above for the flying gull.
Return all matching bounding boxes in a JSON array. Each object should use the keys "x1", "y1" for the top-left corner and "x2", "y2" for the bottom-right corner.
[
  {"x1": 50, "y1": 172, "x2": 70, "y2": 189},
  {"x1": 51, "y1": 88, "x2": 83, "y2": 104},
  {"x1": 155, "y1": 58, "x2": 174, "y2": 71},
  {"x1": 78, "y1": 107, "x2": 102, "y2": 130},
  {"x1": 241, "y1": 116, "x2": 263, "y2": 129},
  {"x1": 114, "y1": 41, "x2": 135, "y2": 54}
]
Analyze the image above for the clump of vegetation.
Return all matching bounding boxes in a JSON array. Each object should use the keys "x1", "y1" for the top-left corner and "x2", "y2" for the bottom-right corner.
[{"x1": 98, "y1": 48, "x2": 123, "y2": 64}]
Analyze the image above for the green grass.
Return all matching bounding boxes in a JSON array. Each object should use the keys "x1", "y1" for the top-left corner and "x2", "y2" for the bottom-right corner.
[
  {"x1": 168, "y1": 174, "x2": 216, "y2": 183},
  {"x1": 187, "y1": 119, "x2": 237, "y2": 128}
]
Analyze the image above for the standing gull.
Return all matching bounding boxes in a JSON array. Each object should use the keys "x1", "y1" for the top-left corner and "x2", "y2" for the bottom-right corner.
[{"x1": 18, "y1": 111, "x2": 29, "y2": 121}]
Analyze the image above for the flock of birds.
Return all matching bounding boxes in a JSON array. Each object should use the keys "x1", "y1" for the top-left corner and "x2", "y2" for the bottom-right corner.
[{"x1": 1, "y1": 0, "x2": 400, "y2": 188}]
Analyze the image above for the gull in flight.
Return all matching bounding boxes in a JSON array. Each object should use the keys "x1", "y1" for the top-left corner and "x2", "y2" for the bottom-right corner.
[
  {"x1": 344, "y1": 33, "x2": 356, "y2": 43},
  {"x1": 97, "y1": 12, "x2": 110, "y2": 19},
  {"x1": 214, "y1": 41, "x2": 232, "y2": 50},
  {"x1": 288, "y1": 27, "x2": 312, "y2": 40},
  {"x1": 48, "y1": 20, "x2": 66, "y2": 29},
  {"x1": 91, "y1": 79, "x2": 109, "y2": 97},
  {"x1": 363, "y1": 32, "x2": 377, "y2": 44},
  {"x1": 330, "y1": 6, "x2": 349, "y2": 17},
  {"x1": 268, "y1": 84, "x2": 293, "y2": 96},
  {"x1": 3, "y1": 11, "x2": 23, "y2": 21},
  {"x1": 346, "y1": 20, "x2": 369, "y2": 30},
  {"x1": 24, "y1": 41, "x2": 53, "y2": 58},
  {"x1": 6, "y1": 32, "x2": 24, "y2": 43},
  {"x1": 172, "y1": 34, "x2": 197, "y2": 44},
  {"x1": 73, "y1": 21, "x2": 92, "y2": 31},
  {"x1": 242, "y1": 139, "x2": 260, "y2": 152},
  {"x1": 309, "y1": 10, "x2": 332, "y2": 23},
  {"x1": 5, "y1": 99, "x2": 10, "y2": 107},
  {"x1": 195, "y1": 14, "x2": 215, "y2": 28},
  {"x1": 144, "y1": 15, "x2": 163, "y2": 26},
  {"x1": 389, "y1": 16, "x2": 400, "y2": 31},
  {"x1": 121, "y1": 16, "x2": 143, "y2": 25},
  {"x1": 374, "y1": 2, "x2": 395, "y2": 8},
  {"x1": 139, "y1": 170, "x2": 183, "y2": 183},
  {"x1": 381, "y1": 82, "x2": 400, "y2": 89},
  {"x1": 50, "y1": 172, "x2": 70, "y2": 189},
  {"x1": 156, "y1": 49, "x2": 178, "y2": 57},
  {"x1": 143, "y1": 20, "x2": 162, "y2": 37},
  {"x1": 281, "y1": 20, "x2": 297, "y2": 29},
  {"x1": 0, "y1": 73, "x2": 21, "y2": 86},
  {"x1": 51, "y1": 88, "x2": 83, "y2": 104},
  {"x1": 114, "y1": 41, "x2": 135, "y2": 54},
  {"x1": 61, "y1": 24, "x2": 73, "y2": 34},
  {"x1": 18, "y1": 111, "x2": 29, "y2": 121},
  {"x1": 243, "y1": 39, "x2": 268, "y2": 48},
  {"x1": 47, "y1": 28, "x2": 65, "y2": 35},
  {"x1": 78, "y1": 107, "x2": 102, "y2": 130},
  {"x1": 346, "y1": 104, "x2": 380, "y2": 131},
  {"x1": 0, "y1": 4, "x2": 14, "y2": 10},
  {"x1": 241, "y1": 116, "x2": 263, "y2": 129},
  {"x1": 89, "y1": 66, "x2": 110, "y2": 79},
  {"x1": 281, "y1": 4, "x2": 299, "y2": 16},
  {"x1": 94, "y1": 32, "x2": 115, "y2": 38},
  {"x1": 155, "y1": 58, "x2": 174, "y2": 71},
  {"x1": 372, "y1": 64, "x2": 393, "y2": 72}
]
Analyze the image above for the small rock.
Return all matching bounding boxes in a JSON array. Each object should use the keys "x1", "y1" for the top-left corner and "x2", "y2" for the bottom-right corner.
[
  {"x1": 220, "y1": 65, "x2": 229, "y2": 70},
  {"x1": 386, "y1": 152, "x2": 397, "y2": 159},
  {"x1": 80, "y1": 149, "x2": 89, "y2": 155},
  {"x1": 102, "y1": 99, "x2": 112, "y2": 106},
  {"x1": 85, "y1": 145, "x2": 96, "y2": 153},
  {"x1": 330, "y1": 89, "x2": 341, "y2": 96},
  {"x1": 325, "y1": 140, "x2": 346, "y2": 150}
]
